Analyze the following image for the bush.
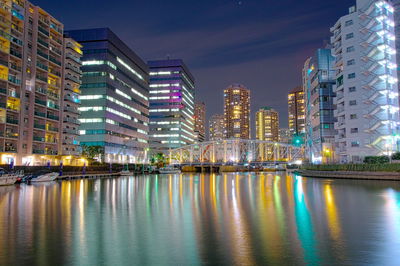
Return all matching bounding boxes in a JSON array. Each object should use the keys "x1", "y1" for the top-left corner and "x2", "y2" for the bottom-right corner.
[
  {"x1": 363, "y1": 156, "x2": 389, "y2": 164},
  {"x1": 392, "y1": 152, "x2": 400, "y2": 160},
  {"x1": 302, "y1": 163, "x2": 400, "y2": 172}
]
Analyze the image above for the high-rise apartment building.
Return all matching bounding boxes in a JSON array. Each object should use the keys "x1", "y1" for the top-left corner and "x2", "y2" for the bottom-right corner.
[
  {"x1": 194, "y1": 102, "x2": 206, "y2": 142},
  {"x1": 0, "y1": 0, "x2": 83, "y2": 165},
  {"x1": 255, "y1": 107, "x2": 279, "y2": 142},
  {"x1": 66, "y1": 28, "x2": 149, "y2": 164},
  {"x1": 148, "y1": 59, "x2": 195, "y2": 154},
  {"x1": 209, "y1": 114, "x2": 224, "y2": 141},
  {"x1": 279, "y1": 128, "x2": 291, "y2": 144},
  {"x1": 303, "y1": 48, "x2": 336, "y2": 164},
  {"x1": 61, "y1": 37, "x2": 82, "y2": 163},
  {"x1": 288, "y1": 87, "x2": 305, "y2": 136},
  {"x1": 223, "y1": 84, "x2": 250, "y2": 139},
  {"x1": 331, "y1": 0, "x2": 399, "y2": 163}
]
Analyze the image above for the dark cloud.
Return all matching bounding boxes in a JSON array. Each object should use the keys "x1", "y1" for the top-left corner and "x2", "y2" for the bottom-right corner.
[{"x1": 33, "y1": 0, "x2": 351, "y2": 135}]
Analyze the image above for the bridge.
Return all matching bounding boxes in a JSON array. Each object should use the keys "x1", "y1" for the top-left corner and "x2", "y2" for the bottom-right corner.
[{"x1": 169, "y1": 139, "x2": 304, "y2": 166}]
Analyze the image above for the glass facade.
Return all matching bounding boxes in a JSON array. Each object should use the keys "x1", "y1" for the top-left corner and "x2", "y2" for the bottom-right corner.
[{"x1": 66, "y1": 28, "x2": 149, "y2": 163}]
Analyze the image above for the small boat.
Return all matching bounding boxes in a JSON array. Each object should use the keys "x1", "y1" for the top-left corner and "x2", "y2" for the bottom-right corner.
[
  {"x1": 0, "y1": 168, "x2": 24, "y2": 186},
  {"x1": 159, "y1": 166, "x2": 181, "y2": 174},
  {"x1": 119, "y1": 170, "x2": 133, "y2": 176},
  {"x1": 30, "y1": 172, "x2": 59, "y2": 182}
]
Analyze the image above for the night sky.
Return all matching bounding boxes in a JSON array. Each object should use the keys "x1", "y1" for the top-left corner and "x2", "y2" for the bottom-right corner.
[{"x1": 33, "y1": 0, "x2": 352, "y2": 133}]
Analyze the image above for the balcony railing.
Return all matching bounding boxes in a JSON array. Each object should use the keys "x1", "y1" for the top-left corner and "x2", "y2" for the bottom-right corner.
[
  {"x1": 35, "y1": 98, "x2": 47, "y2": 106},
  {"x1": 10, "y1": 49, "x2": 22, "y2": 58},
  {"x1": 34, "y1": 123, "x2": 46, "y2": 130},
  {"x1": 47, "y1": 114, "x2": 59, "y2": 121},
  {"x1": 33, "y1": 149, "x2": 45, "y2": 154},
  {"x1": 63, "y1": 117, "x2": 79, "y2": 124},
  {"x1": 37, "y1": 49, "x2": 48, "y2": 60},
  {"x1": 33, "y1": 136, "x2": 45, "y2": 142},
  {"x1": 47, "y1": 126, "x2": 59, "y2": 132},
  {"x1": 38, "y1": 26, "x2": 49, "y2": 36},
  {"x1": 34, "y1": 111, "x2": 46, "y2": 118},
  {"x1": 6, "y1": 117, "x2": 18, "y2": 124}
]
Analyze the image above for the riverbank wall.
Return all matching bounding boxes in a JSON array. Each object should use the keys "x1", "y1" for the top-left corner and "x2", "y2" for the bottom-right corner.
[{"x1": 296, "y1": 170, "x2": 400, "y2": 181}]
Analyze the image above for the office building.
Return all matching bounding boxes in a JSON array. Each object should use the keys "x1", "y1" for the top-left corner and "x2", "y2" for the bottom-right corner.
[
  {"x1": 303, "y1": 48, "x2": 336, "y2": 164},
  {"x1": 0, "y1": 0, "x2": 83, "y2": 165},
  {"x1": 194, "y1": 102, "x2": 206, "y2": 142},
  {"x1": 224, "y1": 84, "x2": 250, "y2": 139},
  {"x1": 66, "y1": 28, "x2": 149, "y2": 164},
  {"x1": 148, "y1": 59, "x2": 195, "y2": 154},
  {"x1": 209, "y1": 114, "x2": 225, "y2": 141},
  {"x1": 255, "y1": 107, "x2": 279, "y2": 142},
  {"x1": 331, "y1": 0, "x2": 399, "y2": 163},
  {"x1": 389, "y1": 0, "x2": 400, "y2": 99},
  {"x1": 288, "y1": 87, "x2": 305, "y2": 136}
]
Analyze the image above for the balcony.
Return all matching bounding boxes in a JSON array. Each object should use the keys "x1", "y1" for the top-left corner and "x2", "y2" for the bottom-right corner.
[
  {"x1": 33, "y1": 136, "x2": 45, "y2": 142},
  {"x1": 63, "y1": 128, "x2": 79, "y2": 135},
  {"x1": 49, "y1": 56, "x2": 61, "y2": 66},
  {"x1": 36, "y1": 75, "x2": 47, "y2": 83},
  {"x1": 64, "y1": 95, "x2": 80, "y2": 103},
  {"x1": 38, "y1": 26, "x2": 49, "y2": 36},
  {"x1": 66, "y1": 74, "x2": 81, "y2": 84},
  {"x1": 47, "y1": 102, "x2": 60, "y2": 110},
  {"x1": 45, "y1": 150, "x2": 58, "y2": 155},
  {"x1": 64, "y1": 106, "x2": 80, "y2": 114},
  {"x1": 35, "y1": 98, "x2": 47, "y2": 106},
  {"x1": 36, "y1": 62, "x2": 48, "y2": 71},
  {"x1": 35, "y1": 87, "x2": 47, "y2": 94},
  {"x1": 66, "y1": 53, "x2": 80, "y2": 64},
  {"x1": 37, "y1": 38, "x2": 49, "y2": 48},
  {"x1": 66, "y1": 64, "x2": 82, "y2": 74},
  {"x1": 34, "y1": 111, "x2": 46, "y2": 118},
  {"x1": 6, "y1": 117, "x2": 18, "y2": 125},
  {"x1": 8, "y1": 75, "x2": 21, "y2": 85},
  {"x1": 63, "y1": 117, "x2": 80, "y2": 125},
  {"x1": 5, "y1": 146, "x2": 17, "y2": 152},
  {"x1": 9, "y1": 63, "x2": 21, "y2": 72},
  {"x1": 5, "y1": 132, "x2": 18, "y2": 139},
  {"x1": 0, "y1": 58, "x2": 7, "y2": 67},
  {"x1": 34, "y1": 123, "x2": 46, "y2": 130},
  {"x1": 33, "y1": 149, "x2": 45, "y2": 154},
  {"x1": 37, "y1": 50, "x2": 48, "y2": 60},
  {"x1": 47, "y1": 113, "x2": 59, "y2": 121},
  {"x1": 47, "y1": 126, "x2": 59, "y2": 132},
  {"x1": 10, "y1": 49, "x2": 22, "y2": 58},
  {"x1": 0, "y1": 87, "x2": 6, "y2": 94}
]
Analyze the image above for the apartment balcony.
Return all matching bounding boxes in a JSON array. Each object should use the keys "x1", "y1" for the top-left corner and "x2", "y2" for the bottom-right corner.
[
  {"x1": 63, "y1": 117, "x2": 80, "y2": 125},
  {"x1": 6, "y1": 117, "x2": 18, "y2": 125},
  {"x1": 49, "y1": 56, "x2": 61, "y2": 66},
  {"x1": 38, "y1": 26, "x2": 49, "y2": 37},
  {"x1": 0, "y1": 87, "x2": 6, "y2": 94},
  {"x1": 66, "y1": 74, "x2": 81, "y2": 84},
  {"x1": 8, "y1": 75, "x2": 21, "y2": 85},
  {"x1": 36, "y1": 75, "x2": 47, "y2": 83},
  {"x1": 36, "y1": 62, "x2": 48, "y2": 71},
  {"x1": 33, "y1": 136, "x2": 45, "y2": 142},
  {"x1": 63, "y1": 128, "x2": 79, "y2": 135},
  {"x1": 37, "y1": 50, "x2": 49, "y2": 60},
  {"x1": 37, "y1": 38, "x2": 49, "y2": 48},
  {"x1": 47, "y1": 102, "x2": 60, "y2": 110},
  {"x1": 32, "y1": 149, "x2": 45, "y2": 154},
  {"x1": 47, "y1": 126, "x2": 59, "y2": 132},
  {"x1": 9, "y1": 63, "x2": 21, "y2": 72},
  {"x1": 35, "y1": 98, "x2": 47, "y2": 106},
  {"x1": 66, "y1": 53, "x2": 81, "y2": 64},
  {"x1": 66, "y1": 64, "x2": 82, "y2": 75},
  {"x1": 64, "y1": 95, "x2": 80, "y2": 104},
  {"x1": 34, "y1": 123, "x2": 46, "y2": 130},
  {"x1": 64, "y1": 106, "x2": 80, "y2": 115},
  {"x1": 49, "y1": 69, "x2": 61, "y2": 77},
  {"x1": 34, "y1": 111, "x2": 46, "y2": 118},
  {"x1": 0, "y1": 58, "x2": 7, "y2": 67},
  {"x1": 45, "y1": 150, "x2": 58, "y2": 155},
  {"x1": 47, "y1": 113, "x2": 59, "y2": 121},
  {"x1": 35, "y1": 87, "x2": 47, "y2": 95},
  {"x1": 4, "y1": 146, "x2": 17, "y2": 153},
  {"x1": 10, "y1": 49, "x2": 22, "y2": 58},
  {"x1": 4, "y1": 132, "x2": 18, "y2": 139}
]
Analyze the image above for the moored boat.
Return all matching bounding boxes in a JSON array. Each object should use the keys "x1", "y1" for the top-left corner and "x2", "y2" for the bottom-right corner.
[
  {"x1": 159, "y1": 166, "x2": 181, "y2": 174},
  {"x1": 30, "y1": 172, "x2": 59, "y2": 182}
]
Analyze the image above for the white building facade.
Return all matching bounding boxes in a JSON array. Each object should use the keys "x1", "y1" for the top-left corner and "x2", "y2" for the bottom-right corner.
[{"x1": 331, "y1": 0, "x2": 400, "y2": 163}]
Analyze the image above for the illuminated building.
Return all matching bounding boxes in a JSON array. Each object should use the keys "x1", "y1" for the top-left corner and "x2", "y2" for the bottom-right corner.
[
  {"x1": 66, "y1": 28, "x2": 149, "y2": 164},
  {"x1": 279, "y1": 128, "x2": 291, "y2": 144},
  {"x1": 224, "y1": 84, "x2": 250, "y2": 139},
  {"x1": 60, "y1": 37, "x2": 82, "y2": 164},
  {"x1": 388, "y1": 0, "x2": 400, "y2": 100},
  {"x1": 194, "y1": 102, "x2": 206, "y2": 142},
  {"x1": 303, "y1": 48, "x2": 336, "y2": 164},
  {"x1": 148, "y1": 59, "x2": 195, "y2": 154},
  {"x1": 0, "y1": 1, "x2": 83, "y2": 165},
  {"x1": 209, "y1": 114, "x2": 224, "y2": 141},
  {"x1": 288, "y1": 87, "x2": 305, "y2": 136},
  {"x1": 331, "y1": 0, "x2": 399, "y2": 163},
  {"x1": 255, "y1": 107, "x2": 279, "y2": 142}
]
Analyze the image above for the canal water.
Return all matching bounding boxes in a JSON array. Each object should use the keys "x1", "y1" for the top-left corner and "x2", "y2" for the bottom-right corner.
[{"x1": 0, "y1": 172, "x2": 399, "y2": 265}]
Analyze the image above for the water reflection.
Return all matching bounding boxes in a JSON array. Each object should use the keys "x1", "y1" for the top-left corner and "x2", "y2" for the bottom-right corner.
[{"x1": 0, "y1": 173, "x2": 399, "y2": 265}]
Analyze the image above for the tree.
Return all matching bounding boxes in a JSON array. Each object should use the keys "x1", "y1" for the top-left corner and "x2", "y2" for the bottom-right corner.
[
  {"x1": 151, "y1": 153, "x2": 166, "y2": 167},
  {"x1": 82, "y1": 145, "x2": 104, "y2": 163}
]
